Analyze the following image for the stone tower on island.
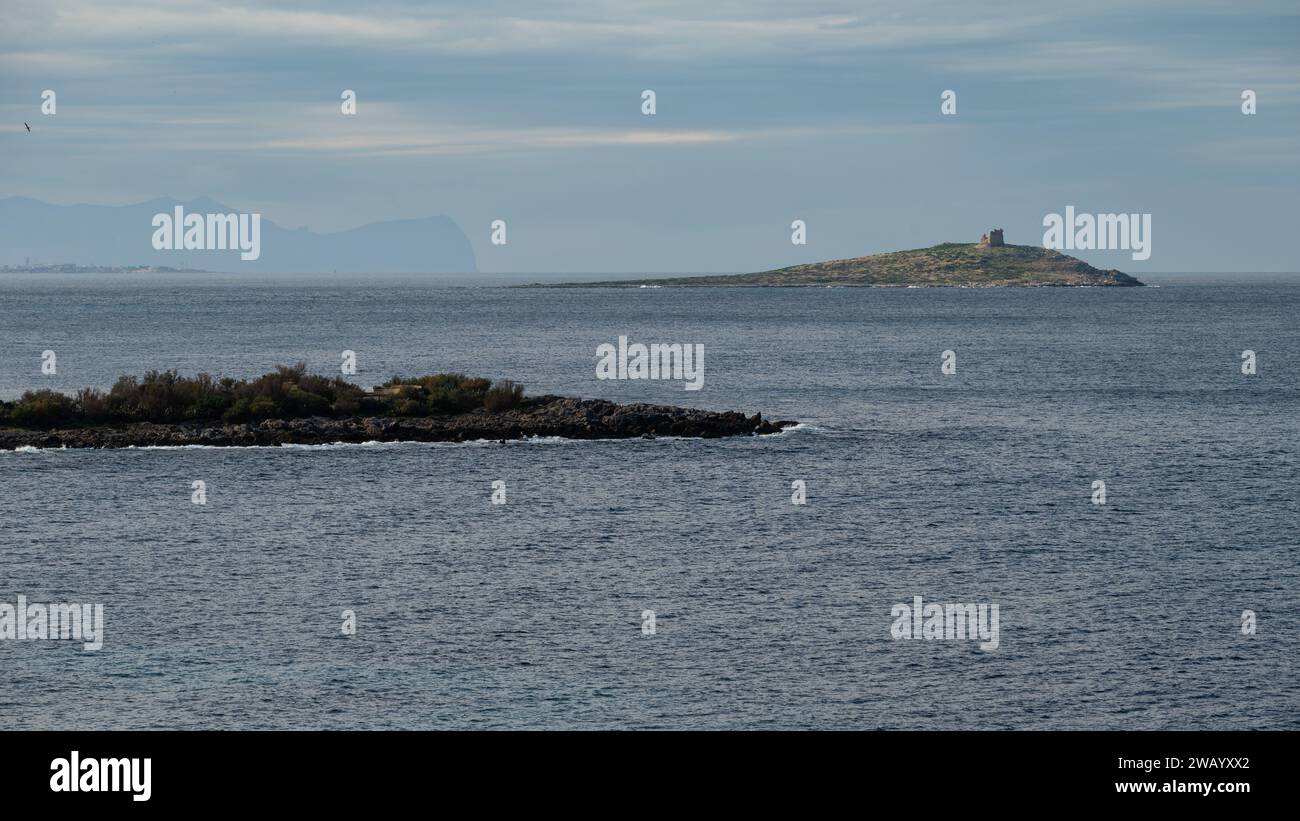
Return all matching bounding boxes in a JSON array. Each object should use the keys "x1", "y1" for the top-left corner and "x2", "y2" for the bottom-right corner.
[{"x1": 978, "y1": 228, "x2": 1005, "y2": 247}]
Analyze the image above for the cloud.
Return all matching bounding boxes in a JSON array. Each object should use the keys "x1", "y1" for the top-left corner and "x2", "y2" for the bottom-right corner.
[
  {"x1": 1, "y1": 98, "x2": 935, "y2": 157},
  {"x1": 0, "y1": 50, "x2": 121, "y2": 74},
  {"x1": 943, "y1": 39, "x2": 1300, "y2": 107},
  {"x1": 5, "y1": 0, "x2": 1056, "y2": 59}
]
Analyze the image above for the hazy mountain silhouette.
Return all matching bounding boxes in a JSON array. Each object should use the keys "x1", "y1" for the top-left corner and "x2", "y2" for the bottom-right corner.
[{"x1": 0, "y1": 196, "x2": 477, "y2": 273}]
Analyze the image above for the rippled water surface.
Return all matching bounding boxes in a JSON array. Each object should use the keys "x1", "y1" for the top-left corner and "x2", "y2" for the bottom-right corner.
[{"x1": 1, "y1": 275, "x2": 1297, "y2": 728}]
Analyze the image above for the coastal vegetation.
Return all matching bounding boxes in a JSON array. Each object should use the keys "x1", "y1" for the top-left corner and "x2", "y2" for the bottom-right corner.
[{"x1": 0, "y1": 364, "x2": 526, "y2": 429}]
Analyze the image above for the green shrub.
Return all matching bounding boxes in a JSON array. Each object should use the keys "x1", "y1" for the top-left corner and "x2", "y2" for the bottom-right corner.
[
  {"x1": 247, "y1": 396, "x2": 280, "y2": 419},
  {"x1": 484, "y1": 380, "x2": 525, "y2": 412},
  {"x1": 9, "y1": 389, "x2": 78, "y2": 428},
  {"x1": 223, "y1": 398, "x2": 252, "y2": 422},
  {"x1": 186, "y1": 393, "x2": 232, "y2": 420},
  {"x1": 283, "y1": 388, "x2": 330, "y2": 417}
]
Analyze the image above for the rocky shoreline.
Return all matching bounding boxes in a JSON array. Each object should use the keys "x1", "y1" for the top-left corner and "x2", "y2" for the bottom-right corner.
[{"x1": 0, "y1": 396, "x2": 796, "y2": 450}]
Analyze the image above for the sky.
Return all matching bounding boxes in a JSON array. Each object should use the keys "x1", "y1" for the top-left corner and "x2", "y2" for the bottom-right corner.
[{"x1": 2, "y1": 0, "x2": 1298, "y2": 273}]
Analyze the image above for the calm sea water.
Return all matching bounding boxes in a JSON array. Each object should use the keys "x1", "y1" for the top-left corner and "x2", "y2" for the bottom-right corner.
[{"x1": 1, "y1": 275, "x2": 1297, "y2": 729}]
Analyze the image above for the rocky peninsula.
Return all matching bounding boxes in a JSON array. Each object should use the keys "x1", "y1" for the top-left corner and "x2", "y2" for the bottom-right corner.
[{"x1": 0, "y1": 366, "x2": 792, "y2": 450}]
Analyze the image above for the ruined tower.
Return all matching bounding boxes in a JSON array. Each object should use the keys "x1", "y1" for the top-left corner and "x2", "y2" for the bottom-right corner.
[{"x1": 978, "y1": 228, "x2": 1005, "y2": 247}]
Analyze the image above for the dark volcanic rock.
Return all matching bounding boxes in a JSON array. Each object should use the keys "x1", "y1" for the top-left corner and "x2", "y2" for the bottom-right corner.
[{"x1": 0, "y1": 396, "x2": 796, "y2": 450}]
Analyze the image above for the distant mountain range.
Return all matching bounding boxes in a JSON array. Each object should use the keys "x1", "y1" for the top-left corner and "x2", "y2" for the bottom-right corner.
[{"x1": 0, "y1": 196, "x2": 476, "y2": 274}]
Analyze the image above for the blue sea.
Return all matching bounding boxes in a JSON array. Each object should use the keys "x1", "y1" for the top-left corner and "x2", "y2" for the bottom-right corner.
[{"x1": 1, "y1": 274, "x2": 1297, "y2": 729}]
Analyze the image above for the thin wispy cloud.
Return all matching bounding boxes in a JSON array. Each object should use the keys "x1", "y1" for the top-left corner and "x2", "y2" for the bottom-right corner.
[
  {"x1": 10, "y1": 1, "x2": 1056, "y2": 57},
  {"x1": 943, "y1": 40, "x2": 1300, "y2": 108}
]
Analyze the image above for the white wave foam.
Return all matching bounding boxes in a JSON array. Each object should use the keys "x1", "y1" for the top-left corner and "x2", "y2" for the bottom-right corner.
[
  {"x1": 778, "y1": 422, "x2": 822, "y2": 434},
  {"x1": 3, "y1": 429, "x2": 805, "y2": 452}
]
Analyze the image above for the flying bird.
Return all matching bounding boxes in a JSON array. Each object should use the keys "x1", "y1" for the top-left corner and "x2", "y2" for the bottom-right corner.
[{"x1": 24, "y1": 122, "x2": 31, "y2": 132}]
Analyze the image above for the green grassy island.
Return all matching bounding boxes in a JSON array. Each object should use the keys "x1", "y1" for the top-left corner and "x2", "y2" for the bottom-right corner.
[{"x1": 546, "y1": 231, "x2": 1145, "y2": 288}]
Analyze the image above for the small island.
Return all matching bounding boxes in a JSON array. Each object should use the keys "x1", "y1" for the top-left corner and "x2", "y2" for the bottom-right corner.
[
  {"x1": 0, "y1": 365, "x2": 793, "y2": 449},
  {"x1": 546, "y1": 230, "x2": 1144, "y2": 288}
]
